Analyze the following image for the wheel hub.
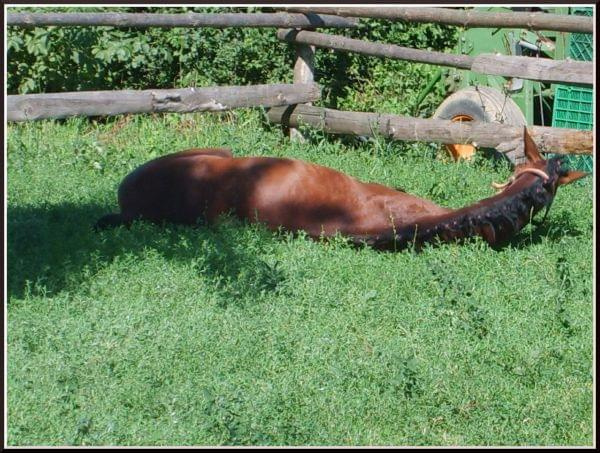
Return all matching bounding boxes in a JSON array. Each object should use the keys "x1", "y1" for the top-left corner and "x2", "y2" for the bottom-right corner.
[{"x1": 447, "y1": 115, "x2": 476, "y2": 160}]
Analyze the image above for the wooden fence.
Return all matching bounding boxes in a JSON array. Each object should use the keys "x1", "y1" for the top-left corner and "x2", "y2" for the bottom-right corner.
[
  {"x1": 268, "y1": 104, "x2": 593, "y2": 156},
  {"x1": 277, "y1": 29, "x2": 593, "y2": 86},
  {"x1": 7, "y1": 84, "x2": 321, "y2": 122},
  {"x1": 7, "y1": 11, "x2": 359, "y2": 29},
  {"x1": 6, "y1": 8, "x2": 595, "y2": 155},
  {"x1": 282, "y1": 7, "x2": 593, "y2": 33}
]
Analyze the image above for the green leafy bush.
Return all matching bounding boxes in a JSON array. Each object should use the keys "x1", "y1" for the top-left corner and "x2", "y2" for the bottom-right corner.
[{"x1": 7, "y1": 6, "x2": 457, "y2": 114}]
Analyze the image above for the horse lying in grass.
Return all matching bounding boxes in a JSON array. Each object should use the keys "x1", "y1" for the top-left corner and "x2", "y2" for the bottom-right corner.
[{"x1": 96, "y1": 128, "x2": 587, "y2": 250}]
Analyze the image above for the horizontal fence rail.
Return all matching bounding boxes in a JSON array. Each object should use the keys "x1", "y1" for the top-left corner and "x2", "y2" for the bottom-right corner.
[
  {"x1": 470, "y1": 54, "x2": 593, "y2": 86},
  {"x1": 6, "y1": 12, "x2": 359, "y2": 28},
  {"x1": 7, "y1": 83, "x2": 321, "y2": 121},
  {"x1": 268, "y1": 104, "x2": 593, "y2": 156},
  {"x1": 282, "y1": 7, "x2": 593, "y2": 34},
  {"x1": 279, "y1": 28, "x2": 475, "y2": 68},
  {"x1": 277, "y1": 29, "x2": 594, "y2": 86}
]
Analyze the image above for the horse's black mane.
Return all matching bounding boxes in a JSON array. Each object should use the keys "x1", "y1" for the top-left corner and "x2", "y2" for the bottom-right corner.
[{"x1": 357, "y1": 157, "x2": 565, "y2": 250}]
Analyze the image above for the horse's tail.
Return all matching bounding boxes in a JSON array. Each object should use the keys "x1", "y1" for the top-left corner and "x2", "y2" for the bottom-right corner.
[{"x1": 94, "y1": 213, "x2": 127, "y2": 231}]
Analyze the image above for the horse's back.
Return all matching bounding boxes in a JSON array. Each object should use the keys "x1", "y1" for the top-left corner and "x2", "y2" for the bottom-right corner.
[
  {"x1": 115, "y1": 149, "x2": 395, "y2": 235},
  {"x1": 117, "y1": 151, "x2": 301, "y2": 225},
  {"x1": 117, "y1": 149, "x2": 234, "y2": 224}
]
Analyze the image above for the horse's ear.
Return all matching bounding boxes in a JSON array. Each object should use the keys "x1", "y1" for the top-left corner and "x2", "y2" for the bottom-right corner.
[
  {"x1": 558, "y1": 170, "x2": 589, "y2": 186},
  {"x1": 523, "y1": 126, "x2": 544, "y2": 163}
]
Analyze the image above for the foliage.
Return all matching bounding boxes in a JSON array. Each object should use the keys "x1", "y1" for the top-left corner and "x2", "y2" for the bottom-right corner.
[
  {"x1": 315, "y1": 18, "x2": 455, "y2": 115},
  {"x1": 7, "y1": 6, "x2": 457, "y2": 115},
  {"x1": 6, "y1": 112, "x2": 593, "y2": 446}
]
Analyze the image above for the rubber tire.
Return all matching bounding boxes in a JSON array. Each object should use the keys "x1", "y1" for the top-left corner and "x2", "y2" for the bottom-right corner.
[{"x1": 433, "y1": 86, "x2": 527, "y2": 165}]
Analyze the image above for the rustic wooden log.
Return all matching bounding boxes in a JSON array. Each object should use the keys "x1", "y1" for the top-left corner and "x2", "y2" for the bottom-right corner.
[
  {"x1": 289, "y1": 43, "x2": 316, "y2": 142},
  {"x1": 471, "y1": 54, "x2": 593, "y2": 86},
  {"x1": 278, "y1": 28, "x2": 473, "y2": 69},
  {"x1": 293, "y1": 45, "x2": 315, "y2": 91},
  {"x1": 7, "y1": 83, "x2": 321, "y2": 122},
  {"x1": 268, "y1": 104, "x2": 593, "y2": 156},
  {"x1": 277, "y1": 29, "x2": 594, "y2": 86},
  {"x1": 6, "y1": 11, "x2": 359, "y2": 28},
  {"x1": 282, "y1": 7, "x2": 593, "y2": 34}
]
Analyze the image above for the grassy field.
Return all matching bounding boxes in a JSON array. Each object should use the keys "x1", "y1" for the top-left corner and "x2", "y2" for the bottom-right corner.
[{"x1": 6, "y1": 111, "x2": 594, "y2": 446}]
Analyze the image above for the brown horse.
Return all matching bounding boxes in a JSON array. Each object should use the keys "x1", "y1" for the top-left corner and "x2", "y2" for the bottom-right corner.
[{"x1": 96, "y1": 128, "x2": 587, "y2": 250}]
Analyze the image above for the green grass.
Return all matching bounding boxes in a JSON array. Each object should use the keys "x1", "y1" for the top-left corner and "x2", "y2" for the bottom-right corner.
[{"x1": 6, "y1": 111, "x2": 594, "y2": 446}]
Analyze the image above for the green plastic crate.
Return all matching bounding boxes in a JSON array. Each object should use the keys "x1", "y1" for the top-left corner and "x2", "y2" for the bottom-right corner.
[
  {"x1": 553, "y1": 86, "x2": 593, "y2": 129},
  {"x1": 550, "y1": 7, "x2": 594, "y2": 172},
  {"x1": 569, "y1": 7, "x2": 593, "y2": 61},
  {"x1": 569, "y1": 33, "x2": 593, "y2": 61}
]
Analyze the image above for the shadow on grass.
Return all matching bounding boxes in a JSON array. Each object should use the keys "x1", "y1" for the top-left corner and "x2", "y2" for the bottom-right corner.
[
  {"x1": 7, "y1": 200, "x2": 584, "y2": 301},
  {"x1": 500, "y1": 209, "x2": 585, "y2": 250},
  {"x1": 7, "y1": 201, "x2": 284, "y2": 302}
]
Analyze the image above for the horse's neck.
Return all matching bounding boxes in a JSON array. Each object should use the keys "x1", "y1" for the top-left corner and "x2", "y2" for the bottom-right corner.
[
  {"x1": 429, "y1": 176, "x2": 552, "y2": 245},
  {"x1": 385, "y1": 192, "x2": 453, "y2": 219},
  {"x1": 357, "y1": 174, "x2": 553, "y2": 249}
]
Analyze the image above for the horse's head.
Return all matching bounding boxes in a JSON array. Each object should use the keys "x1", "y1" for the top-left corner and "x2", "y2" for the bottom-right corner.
[{"x1": 492, "y1": 127, "x2": 589, "y2": 196}]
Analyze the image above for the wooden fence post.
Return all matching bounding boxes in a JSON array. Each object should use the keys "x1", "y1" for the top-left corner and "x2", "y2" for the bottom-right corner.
[{"x1": 290, "y1": 40, "x2": 315, "y2": 142}]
